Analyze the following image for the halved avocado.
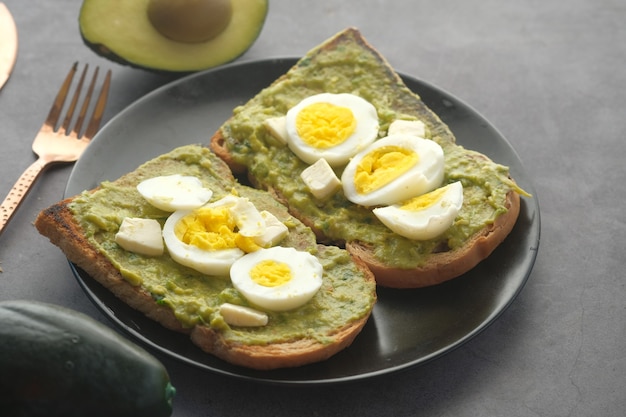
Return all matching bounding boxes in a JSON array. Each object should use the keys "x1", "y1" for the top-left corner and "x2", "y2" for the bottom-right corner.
[{"x1": 79, "y1": 0, "x2": 269, "y2": 72}]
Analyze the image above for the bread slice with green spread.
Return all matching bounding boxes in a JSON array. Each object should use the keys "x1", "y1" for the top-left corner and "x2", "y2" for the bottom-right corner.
[
  {"x1": 210, "y1": 27, "x2": 528, "y2": 288},
  {"x1": 35, "y1": 145, "x2": 376, "y2": 370}
]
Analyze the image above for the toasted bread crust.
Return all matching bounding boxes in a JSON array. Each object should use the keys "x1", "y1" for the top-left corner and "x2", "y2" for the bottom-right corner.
[
  {"x1": 210, "y1": 131, "x2": 247, "y2": 176},
  {"x1": 347, "y1": 189, "x2": 520, "y2": 288},
  {"x1": 35, "y1": 199, "x2": 375, "y2": 370},
  {"x1": 35, "y1": 201, "x2": 190, "y2": 334},
  {"x1": 190, "y1": 299, "x2": 370, "y2": 370}
]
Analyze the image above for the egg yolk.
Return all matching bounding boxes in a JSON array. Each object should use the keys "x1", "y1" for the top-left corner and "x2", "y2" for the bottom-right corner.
[
  {"x1": 295, "y1": 102, "x2": 357, "y2": 148},
  {"x1": 400, "y1": 186, "x2": 447, "y2": 211},
  {"x1": 250, "y1": 260, "x2": 293, "y2": 287},
  {"x1": 354, "y1": 146, "x2": 419, "y2": 194},
  {"x1": 175, "y1": 206, "x2": 261, "y2": 252}
]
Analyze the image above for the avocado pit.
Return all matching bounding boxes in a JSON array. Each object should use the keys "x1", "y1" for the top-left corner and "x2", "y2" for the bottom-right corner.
[{"x1": 147, "y1": 0, "x2": 233, "y2": 43}]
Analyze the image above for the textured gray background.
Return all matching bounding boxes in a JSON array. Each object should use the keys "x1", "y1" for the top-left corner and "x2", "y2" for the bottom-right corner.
[{"x1": 1, "y1": 0, "x2": 624, "y2": 416}]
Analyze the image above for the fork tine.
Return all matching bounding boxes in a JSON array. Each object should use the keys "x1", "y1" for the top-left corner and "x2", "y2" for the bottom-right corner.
[
  {"x1": 72, "y1": 66, "x2": 98, "y2": 136},
  {"x1": 61, "y1": 64, "x2": 89, "y2": 133},
  {"x1": 83, "y1": 68, "x2": 112, "y2": 139},
  {"x1": 0, "y1": 63, "x2": 113, "y2": 236},
  {"x1": 44, "y1": 62, "x2": 78, "y2": 128}
]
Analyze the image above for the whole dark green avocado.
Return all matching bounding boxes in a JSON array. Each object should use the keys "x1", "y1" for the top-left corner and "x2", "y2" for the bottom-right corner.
[
  {"x1": 0, "y1": 300, "x2": 176, "y2": 417},
  {"x1": 79, "y1": 0, "x2": 269, "y2": 72}
]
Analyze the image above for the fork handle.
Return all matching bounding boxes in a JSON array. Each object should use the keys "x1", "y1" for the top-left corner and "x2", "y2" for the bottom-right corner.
[{"x1": 0, "y1": 158, "x2": 48, "y2": 237}]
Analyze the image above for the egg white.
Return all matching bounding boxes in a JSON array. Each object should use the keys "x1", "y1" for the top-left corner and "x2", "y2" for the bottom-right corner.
[
  {"x1": 160, "y1": 195, "x2": 292, "y2": 276},
  {"x1": 137, "y1": 174, "x2": 213, "y2": 212},
  {"x1": 208, "y1": 194, "x2": 265, "y2": 237},
  {"x1": 230, "y1": 247, "x2": 323, "y2": 312},
  {"x1": 373, "y1": 181, "x2": 464, "y2": 240},
  {"x1": 284, "y1": 93, "x2": 379, "y2": 167},
  {"x1": 341, "y1": 134, "x2": 445, "y2": 207},
  {"x1": 162, "y1": 208, "x2": 244, "y2": 277}
]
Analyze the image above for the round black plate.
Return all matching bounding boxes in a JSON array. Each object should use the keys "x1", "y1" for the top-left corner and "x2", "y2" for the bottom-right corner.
[{"x1": 65, "y1": 58, "x2": 540, "y2": 385}]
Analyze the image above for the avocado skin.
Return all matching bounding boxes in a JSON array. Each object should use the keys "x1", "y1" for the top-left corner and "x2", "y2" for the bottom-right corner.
[
  {"x1": 0, "y1": 300, "x2": 175, "y2": 417},
  {"x1": 79, "y1": 0, "x2": 269, "y2": 73},
  {"x1": 79, "y1": 34, "x2": 261, "y2": 75}
]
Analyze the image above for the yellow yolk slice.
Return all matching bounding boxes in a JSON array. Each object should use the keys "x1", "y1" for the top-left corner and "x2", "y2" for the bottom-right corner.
[
  {"x1": 372, "y1": 181, "x2": 464, "y2": 240},
  {"x1": 342, "y1": 134, "x2": 445, "y2": 207},
  {"x1": 250, "y1": 260, "x2": 293, "y2": 287},
  {"x1": 295, "y1": 102, "x2": 357, "y2": 148},
  {"x1": 354, "y1": 146, "x2": 419, "y2": 194},
  {"x1": 230, "y1": 247, "x2": 324, "y2": 311},
  {"x1": 175, "y1": 206, "x2": 261, "y2": 253},
  {"x1": 284, "y1": 93, "x2": 379, "y2": 166},
  {"x1": 400, "y1": 186, "x2": 448, "y2": 211}
]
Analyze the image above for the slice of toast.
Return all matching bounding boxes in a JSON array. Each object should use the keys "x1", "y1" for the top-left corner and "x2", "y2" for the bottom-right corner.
[
  {"x1": 35, "y1": 145, "x2": 376, "y2": 370},
  {"x1": 210, "y1": 27, "x2": 527, "y2": 288}
]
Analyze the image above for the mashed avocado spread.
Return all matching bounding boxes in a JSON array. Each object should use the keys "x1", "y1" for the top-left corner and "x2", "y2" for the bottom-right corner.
[
  {"x1": 221, "y1": 36, "x2": 527, "y2": 268},
  {"x1": 69, "y1": 145, "x2": 376, "y2": 345}
]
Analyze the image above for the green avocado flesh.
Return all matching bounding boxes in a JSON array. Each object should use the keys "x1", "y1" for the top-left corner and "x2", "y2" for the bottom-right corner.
[
  {"x1": 69, "y1": 145, "x2": 376, "y2": 345},
  {"x1": 79, "y1": 0, "x2": 268, "y2": 72},
  {"x1": 220, "y1": 32, "x2": 527, "y2": 269}
]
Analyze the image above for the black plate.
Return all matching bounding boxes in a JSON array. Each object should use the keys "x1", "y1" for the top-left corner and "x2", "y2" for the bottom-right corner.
[{"x1": 65, "y1": 58, "x2": 540, "y2": 385}]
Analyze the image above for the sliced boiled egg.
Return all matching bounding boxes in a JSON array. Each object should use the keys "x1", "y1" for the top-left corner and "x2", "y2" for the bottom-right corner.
[
  {"x1": 137, "y1": 174, "x2": 213, "y2": 212},
  {"x1": 284, "y1": 93, "x2": 379, "y2": 167},
  {"x1": 230, "y1": 247, "x2": 323, "y2": 312},
  {"x1": 373, "y1": 181, "x2": 464, "y2": 240},
  {"x1": 207, "y1": 195, "x2": 290, "y2": 248},
  {"x1": 341, "y1": 134, "x2": 445, "y2": 207},
  {"x1": 221, "y1": 195, "x2": 266, "y2": 237},
  {"x1": 162, "y1": 209, "x2": 245, "y2": 276},
  {"x1": 161, "y1": 196, "x2": 266, "y2": 276}
]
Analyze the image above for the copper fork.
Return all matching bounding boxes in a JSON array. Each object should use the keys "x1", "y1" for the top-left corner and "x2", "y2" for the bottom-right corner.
[{"x1": 0, "y1": 63, "x2": 111, "y2": 237}]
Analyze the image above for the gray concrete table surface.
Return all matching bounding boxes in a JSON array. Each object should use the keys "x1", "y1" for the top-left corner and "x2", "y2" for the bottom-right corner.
[{"x1": 1, "y1": 0, "x2": 624, "y2": 416}]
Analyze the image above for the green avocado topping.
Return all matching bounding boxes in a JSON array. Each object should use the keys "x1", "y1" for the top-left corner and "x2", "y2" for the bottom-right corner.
[
  {"x1": 69, "y1": 145, "x2": 376, "y2": 345},
  {"x1": 220, "y1": 40, "x2": 528, "y2": 268}
]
